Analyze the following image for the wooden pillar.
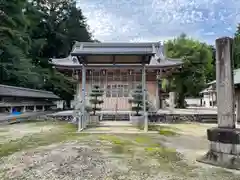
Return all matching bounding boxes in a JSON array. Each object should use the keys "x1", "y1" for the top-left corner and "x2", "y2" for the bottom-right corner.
[
  {"x1": 79, "y1": 64, "x2": 86, "y2": 131},
  {"x1": 199, "y1": 37, "x2": 240, "y2": 168},
  {"x1": 156, "y1": 69, "x2": 162, "y2": 109},
  {"x1": 142, "y1": 64, "x2": 148, "y2": 132}
]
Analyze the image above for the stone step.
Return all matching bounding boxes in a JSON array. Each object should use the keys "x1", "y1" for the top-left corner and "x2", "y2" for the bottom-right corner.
[
  {"x1": 101, "y1": 113, "x2": 130, "y2": 121},
  {"x1": 83, "y1": 126, "x2": 142, "y2": 134}
]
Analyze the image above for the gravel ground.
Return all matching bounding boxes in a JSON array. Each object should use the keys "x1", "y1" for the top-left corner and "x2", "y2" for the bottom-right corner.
[{"x1": 0, "y1": 122, "x2": 240, "y2": 180}]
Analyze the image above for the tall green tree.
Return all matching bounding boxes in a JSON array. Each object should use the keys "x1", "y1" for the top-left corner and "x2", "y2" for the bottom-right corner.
[
  {"x1": 233, "y1": 24, "x2": 240, "y2": 69},
  {"x1": 0, "y1": 0, "x2": 93, "y2": 106},
  {"x1": 0, "y1": 0, "x2": 40, "y2": 87},
  {"x1": 25, "y1": 0, "x2": 93, "y2": 104},
  {"x1": 165, "y1": 34, "x2": 213, "y2": 107}
]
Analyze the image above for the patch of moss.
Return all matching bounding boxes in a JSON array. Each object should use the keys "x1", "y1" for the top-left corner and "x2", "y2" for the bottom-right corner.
[
  {"x1": 134, "y1": 136, "x2": 153, "y2": 144},
  {"x1": 99, "y1": 135, "x2": 132, "y2": 145},
  {"x1": 146, "y1": 125, "x2": 178, "y2": 136},
  {"x1": 99, "y1": 135, "x2": 133, "y2": 154},
  {"x1": 144, "y1": 145, "x2": 197, "y2": 176},
  {"x1": 158, "y1": 129, "x2": 177, "y2": 136}
]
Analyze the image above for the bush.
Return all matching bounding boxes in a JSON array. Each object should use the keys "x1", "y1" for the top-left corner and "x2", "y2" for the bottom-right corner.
[
  {"x1": 128, "y1": 85, "x2": 149, "y2": 116},
  {"x1": 88, "y1": 85, "x2": 104, "y2": 115}
]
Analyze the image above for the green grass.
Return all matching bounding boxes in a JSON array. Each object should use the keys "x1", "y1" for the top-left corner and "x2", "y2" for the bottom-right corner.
[
  {"x1": 0, "y1": 122, "x2": 87, "y2": 157},
  {"x1": 134, "y1": 135, "x2": 153, "y2": 144}
]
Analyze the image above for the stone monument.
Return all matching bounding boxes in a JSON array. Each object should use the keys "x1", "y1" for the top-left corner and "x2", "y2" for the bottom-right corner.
[
  {"x1": 169, "y1": 92, "x2": 175, "y2": 112},
  {"x1": 198, "y1": 37, "x2": 240, "y2": 169}
]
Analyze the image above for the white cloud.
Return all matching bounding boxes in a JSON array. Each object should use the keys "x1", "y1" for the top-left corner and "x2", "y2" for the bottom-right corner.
[{"x1": 77, "y1": 0, "x2": 239, "y2": 44}]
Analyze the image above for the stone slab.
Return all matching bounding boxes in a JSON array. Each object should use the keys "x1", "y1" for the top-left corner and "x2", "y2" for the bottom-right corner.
[{"x1": 207, "y1": 127, "x2": 240, "y2": 144}]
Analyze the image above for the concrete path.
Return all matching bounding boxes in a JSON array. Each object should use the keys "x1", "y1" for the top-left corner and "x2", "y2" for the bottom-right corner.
[
  {"x1": 50, "y1": 108, "x2": 218, "y2": 117},
  {"x1": 82, "y1": 121, "x2": 158, "y2": 134}
]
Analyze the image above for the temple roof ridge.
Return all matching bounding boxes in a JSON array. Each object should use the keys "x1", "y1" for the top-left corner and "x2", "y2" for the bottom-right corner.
[{"x1": 49, "y1": 41, "x2": 183, "y2": 68}]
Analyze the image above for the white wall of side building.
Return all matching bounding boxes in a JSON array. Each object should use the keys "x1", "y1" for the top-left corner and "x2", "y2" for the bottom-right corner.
[
  {"x1": 201, "y1": 93, "x2": 217, "y2": 108},
  {"x1": 54, "y1": 100, "x2": 64, "y2": 109}
]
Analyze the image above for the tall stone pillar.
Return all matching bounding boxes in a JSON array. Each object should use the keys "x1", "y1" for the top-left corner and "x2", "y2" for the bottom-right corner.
[
  {"x1": 22, "y1": 106, "x2": 26, "y2": 113},
  {"x1": 236, "y1": 93, "x2": 240, "y2": 123},
  {"x1": 198, "y1": 37, "x2": 240, "y2": 168},
  {"x1": 169, "y1": 92, "x2": 175, "y2": 111}
]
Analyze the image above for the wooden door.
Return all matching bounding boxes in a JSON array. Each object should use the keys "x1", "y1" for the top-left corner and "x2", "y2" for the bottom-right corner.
[{"x1": 102, "y1": 83, "x2": 130, "y2": 111}]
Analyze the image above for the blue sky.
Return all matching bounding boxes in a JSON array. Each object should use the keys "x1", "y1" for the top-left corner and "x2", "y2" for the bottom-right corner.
[{"x1": 77, "y1": 0, "x2": 240, "y2": 44}]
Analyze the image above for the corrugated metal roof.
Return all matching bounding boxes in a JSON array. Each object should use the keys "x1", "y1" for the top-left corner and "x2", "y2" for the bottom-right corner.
[{"x1": 0, "y1": 84, "x2": 60, "y2": 99}]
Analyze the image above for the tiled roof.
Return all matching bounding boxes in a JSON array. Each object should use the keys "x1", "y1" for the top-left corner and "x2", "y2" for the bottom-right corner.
[
  {"x1": 50, "y1": 41, "x2": 183, "y2": 68},
  {"x1": 0, "y1": 84, "x2": 60, "y2": 99},
  {"x1": 71, "y1": 42, "x2": 159, "y2": 56}
]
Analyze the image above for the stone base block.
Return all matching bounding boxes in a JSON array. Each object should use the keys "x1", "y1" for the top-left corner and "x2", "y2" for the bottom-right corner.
[
  {"x1": 130, "y1": 116, "x2": 144, "y2": 127},
  {"x1": 198, "y1": 127, "x2": 240, "y2": 170},
  {"x1": 89, "y1": 115, "x2": 100, "y2": 126},
  {"x1": 207, "y1": 127, "x2": 240, "y2": 144},
  {"x1": 197, "y1": 150, "x2": 240, "y2": 170}
]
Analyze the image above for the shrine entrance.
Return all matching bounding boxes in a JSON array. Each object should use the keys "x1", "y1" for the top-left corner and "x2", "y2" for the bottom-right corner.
[
  {"x1": 88, "y1": 69, "x2": 141, "y2": 112},
  {"x1": 70, "y1": 42, "x2": 161, "y2": 132}
]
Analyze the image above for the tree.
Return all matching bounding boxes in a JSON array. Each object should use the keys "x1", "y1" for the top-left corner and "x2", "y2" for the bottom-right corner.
[
  {"x1": 0, "y1": 0, "x2": 94, "y2": 105},
  {"x1": 165, "y1": 34, "x2": 213, "y2": 107},
  {"x1": 233, "y1": 24, "x2": 240, "y2": 69},
  {"x1": 0, "y1": 0, "x2": 40, "y2": 87},
  {"x1": 208, "y1": 45, "x2": 216, "y2": 82},
  {"x1": 25, "y1": 0, "x2": 92, "y2": 103},
  {"x1": 88, "y1": 85, "x2": 104, "y2": 115},
  {"x1": 128, "y1": 85, "x2": 149, "y2": 116}
]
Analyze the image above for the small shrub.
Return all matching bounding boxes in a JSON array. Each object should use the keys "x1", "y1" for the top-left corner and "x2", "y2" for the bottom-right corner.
[
  {"x1": 89, "y1": 85, "x2": 104, "y2": 115},
  {"x1": 128, "y1": 85, "x2": 150, "y2": 116}
]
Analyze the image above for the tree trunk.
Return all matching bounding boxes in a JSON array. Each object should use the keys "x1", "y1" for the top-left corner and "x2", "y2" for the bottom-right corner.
[{"x1": 176, "y1": 92, "x2": 185, "y2": 108}]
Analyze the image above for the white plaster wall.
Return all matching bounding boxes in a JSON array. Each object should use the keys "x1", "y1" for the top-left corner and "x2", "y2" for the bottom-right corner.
[
  {"x1": 165, "y1": 97, "x2": 201, "y2": 107},
  {"x1": 185, "y1": 98, "x2": 201, "y2": 106},
  {"x1": 202, "y1": 93, "x2": 217, "y2": 108},
  {"x1": 54, "y1": 100, "x2": 64, "y2": 109}
]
